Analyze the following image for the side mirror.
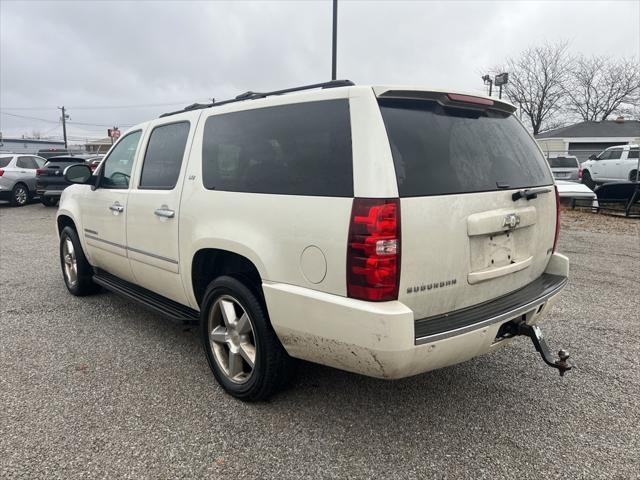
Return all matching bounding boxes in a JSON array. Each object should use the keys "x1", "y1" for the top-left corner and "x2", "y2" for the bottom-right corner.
[
  {"x1": 588, "y1": 154, "x2": 598, "y2": 160},
  {"x1": 64, "y1": 164, "x2": 93, "y2": 184}
]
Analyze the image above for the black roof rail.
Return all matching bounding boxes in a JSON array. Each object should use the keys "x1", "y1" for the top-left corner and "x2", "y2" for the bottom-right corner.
[{"x1": 159, "y1": 79, "x2": 354, "y2": 118}]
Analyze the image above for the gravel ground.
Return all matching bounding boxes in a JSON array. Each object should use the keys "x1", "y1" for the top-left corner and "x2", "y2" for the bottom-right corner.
[{"x1": 1, "y1": 203, "x2": 639, "y2": 479}]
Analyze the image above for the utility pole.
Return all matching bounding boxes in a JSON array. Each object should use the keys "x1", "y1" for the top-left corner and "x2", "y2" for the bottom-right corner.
[
  {"x1": 331, "y1": 0, "x2": 337, "y2": 80},
  {"x1": 58, "y1": 106, "x2": 69, "y2": 149}
]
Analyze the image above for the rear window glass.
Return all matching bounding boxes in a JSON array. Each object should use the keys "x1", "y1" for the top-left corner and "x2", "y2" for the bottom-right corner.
[
  {"x1": 202, "y1": 100, "x2": 352, "y2": 197},
  {"x1": 379, "y1": 99, "x2": 553, "y2": 197},
  {"x1": 0, "y1": 157, "x2": 11, "y2": 168},
  {"x1": 548, "y1": 157, "x2": 578, "y2": 168},
  {"x1": 629, "y1": 148, "x2": 639, "y2": 159}
]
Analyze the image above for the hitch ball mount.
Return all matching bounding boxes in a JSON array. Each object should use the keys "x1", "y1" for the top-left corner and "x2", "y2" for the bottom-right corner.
[{"x1": 508, "y1": 321, "x2": 573, "y2": 376}]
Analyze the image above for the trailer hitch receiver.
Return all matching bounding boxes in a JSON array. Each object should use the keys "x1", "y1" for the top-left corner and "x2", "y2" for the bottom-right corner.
[{"x1": 508, "y1": 321, "x2": 573, "y2": 376}]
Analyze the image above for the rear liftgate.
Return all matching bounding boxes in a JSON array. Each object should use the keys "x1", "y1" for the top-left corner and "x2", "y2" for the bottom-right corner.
[{"x1": 497, "y1": 319, "x2": 573, "y2": 376}]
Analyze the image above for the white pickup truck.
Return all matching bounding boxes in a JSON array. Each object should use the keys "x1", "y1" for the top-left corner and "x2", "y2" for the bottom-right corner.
[{"x1": 581, "y1": 144, "x2": 640, "y2": 187}]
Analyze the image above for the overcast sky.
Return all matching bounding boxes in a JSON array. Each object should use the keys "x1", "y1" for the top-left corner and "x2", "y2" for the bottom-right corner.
[{"x1": 1, "y1": 0, "x2": 638, "y2": 143}]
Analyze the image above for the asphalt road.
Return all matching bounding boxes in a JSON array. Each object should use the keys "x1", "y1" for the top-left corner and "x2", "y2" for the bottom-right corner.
[{"x1": 1, "y1": 203, "x2": 639, "y2": 479}]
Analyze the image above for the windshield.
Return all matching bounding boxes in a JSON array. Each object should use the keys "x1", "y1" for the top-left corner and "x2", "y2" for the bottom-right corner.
[
  {"x1": 379, "y1": 98, "x2": 553, "y2": 197},
  {"x1": 548, "y1": 157, "x2": 578, "y2": 168}
]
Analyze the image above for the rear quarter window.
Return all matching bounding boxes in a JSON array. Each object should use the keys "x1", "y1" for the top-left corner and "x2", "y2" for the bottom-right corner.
[
  {"x1": 0, "y1": 157, "x2": 12, "y2": 168},
  {"x1": 202, "y1": 100, "x2": 353, "y2": 197},
  {"x1": 379, "y1": 99, "x2": 553, "y2": 197}
]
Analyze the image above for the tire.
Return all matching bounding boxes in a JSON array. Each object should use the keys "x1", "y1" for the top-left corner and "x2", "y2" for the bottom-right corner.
[
  {"x1": 59, "y1": 226, "x2": 100, "y2": 296},
  {"x1": 630, "y1": 170, "x2": 639, "y2": 182},
  {"x1": 10, "y1": 183, "x2": 29, "y2": 207},
  {"x1": 201, "y1": 276, "x2": 296, "y2": 401},
  {"x1": 582, "y1": 170, "x2": 595, "y2": 189},
  {"x1": 42, "y1": 196, "x2": 58, "y2": 207}
]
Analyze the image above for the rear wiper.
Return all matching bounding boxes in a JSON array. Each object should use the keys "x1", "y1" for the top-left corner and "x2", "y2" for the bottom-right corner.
[{"x1": 512, "y1": 187, "x2": 552, "y2": 201}]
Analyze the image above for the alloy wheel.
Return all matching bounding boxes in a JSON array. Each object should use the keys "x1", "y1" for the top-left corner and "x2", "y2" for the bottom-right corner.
[
  {"x1": 14, "y1": 186, "x2": 27, "y2": 205},
  {"x1": 208, "y1": 295, "x2": 257, "y2": 384},
  {"x1": 62, "y1": 237, "x2": 78, "y2": 287}
]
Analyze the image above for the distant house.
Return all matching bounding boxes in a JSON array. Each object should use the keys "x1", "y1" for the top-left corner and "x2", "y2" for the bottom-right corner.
[
  {"x1": 536, "y1": 118, "x2": 640, "y2": 162},
  {"x1": 0, "y1": 137, "x2": 66, "y2": 154},
  {"x1": 85, "y1": 137, "x2": 113, "y2": 154}
]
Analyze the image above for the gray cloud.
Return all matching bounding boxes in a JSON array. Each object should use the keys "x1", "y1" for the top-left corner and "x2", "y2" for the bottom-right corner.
[{"x1": 1, "y1": 0, "x2": 638, "y2": 142}]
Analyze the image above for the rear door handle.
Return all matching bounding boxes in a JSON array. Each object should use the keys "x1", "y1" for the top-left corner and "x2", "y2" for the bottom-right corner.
[
  {"x1": 109, "y1": 202, "x2": 124, "y2": 213},
  {"x1": 154, "y1": 206, "x2": 175, "y2": 218}
]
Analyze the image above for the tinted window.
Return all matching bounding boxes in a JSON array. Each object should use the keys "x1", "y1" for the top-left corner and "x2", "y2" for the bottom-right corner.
[
  {"x1": 101, "y1": 131, "x2": 142, "y2": 189},
  {"x1": 202, "y1": 100, "x2": 352, "y2": 196},
  {"x1": 607, "y1": 149, "x2": 623, "y2": 160},
  {"x1": 139, "y1": 122, "x2": 190, "y2": 189},
  {"x1": 548, "y1": 157, "x2": 579, "y2": 168},
  {"x1": 0, "y1": 157, "x2": 12, "y2": 168},
  {"x1": 628, "y1": 148, "x2": 639, "y2": 159},
  {"x1": 379, "y1": 99, "x2": 553, "y2": 197},
  {"x1": 17, "y1": 156, "x2": 39, "y2": 169}
]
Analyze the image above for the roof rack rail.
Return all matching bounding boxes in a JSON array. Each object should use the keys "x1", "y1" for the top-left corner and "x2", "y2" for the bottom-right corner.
[{"x1": 159, "y1": 79, "x2": 355, "y2": 118}]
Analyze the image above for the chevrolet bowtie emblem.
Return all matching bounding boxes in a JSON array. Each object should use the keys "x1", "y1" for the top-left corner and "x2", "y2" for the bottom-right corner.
[{"x1": 503, "y1": 213, "x2": 521, "y2": 229}]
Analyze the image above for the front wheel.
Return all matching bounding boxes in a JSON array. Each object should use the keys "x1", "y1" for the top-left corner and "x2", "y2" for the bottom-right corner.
[
  {"x1": 201, "y1": 276, "x2": 296, "y2": 401},
  {"x1": 630, "y1": 170, "x2": 639, "y2": 182},
  {"x1": 59, "y1": 226, "x2": 100, "y2": 296}
]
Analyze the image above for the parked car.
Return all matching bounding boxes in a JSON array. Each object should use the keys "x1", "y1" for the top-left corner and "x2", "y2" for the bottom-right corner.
[
  {"x1": 548, "y1": 155, "x2": 581, "y2": 182},
  {"x1": 56, "y1": 81, "x2": 570, "y2": 400},
  {"x1": 37, "y1": 155, "x2": 99, "y2": 206},
  {"x1": 581, "y1": 144, "x2": 640, "y2": 188},
  {"x1": 0, "y1": 154, "x2": 46, "y2": 206},
  {"x1": 37, "y1": 148, "x2": 70, "y2": 159},
  {"x1": 555, "y1": 180, "x2": 597, "y2": 207}
]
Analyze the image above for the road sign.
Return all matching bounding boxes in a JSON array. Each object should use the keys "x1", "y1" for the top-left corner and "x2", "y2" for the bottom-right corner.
[{"x1": 108, "y1": 128, "x2": 121, "y2": 139}]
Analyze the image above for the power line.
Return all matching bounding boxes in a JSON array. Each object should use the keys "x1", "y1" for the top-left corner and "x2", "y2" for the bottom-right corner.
[
  {"x1": 0, "y1": 111, "x2": 133, "y2": 128},
  {"x1": 1, "y1": 100, "x2": 206, "y2": 111}
]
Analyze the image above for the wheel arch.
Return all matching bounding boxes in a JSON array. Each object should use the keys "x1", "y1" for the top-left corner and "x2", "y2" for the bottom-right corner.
[{"x1": 191, "y1": 248, "x2": 265, "y2": 308}]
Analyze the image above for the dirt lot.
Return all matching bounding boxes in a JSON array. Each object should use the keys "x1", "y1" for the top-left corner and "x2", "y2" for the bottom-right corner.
[{"x1": 1, "y1": 204, "x2": 639, "y2": 479}]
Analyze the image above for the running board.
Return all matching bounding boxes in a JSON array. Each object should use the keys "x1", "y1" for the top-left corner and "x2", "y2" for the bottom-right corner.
[{"x1": 93, "y1": 269, "x2": 200, "y2": 325}]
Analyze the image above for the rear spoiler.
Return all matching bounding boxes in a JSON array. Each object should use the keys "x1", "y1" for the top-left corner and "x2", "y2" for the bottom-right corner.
[{"x1": 376, "y1": 89, "x2": 516, "y2": 114}]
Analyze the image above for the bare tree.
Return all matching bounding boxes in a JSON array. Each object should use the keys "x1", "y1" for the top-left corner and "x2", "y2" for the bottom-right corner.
[
  {"x1": 492, "y1": 42, "x2": 571, "y2": 134},
  {"x1": 31, "y1": 130, "x2": 42, "y2": 139},
  {"x1": 563, "y1": 55, "x2": 640, "y2": 121}
]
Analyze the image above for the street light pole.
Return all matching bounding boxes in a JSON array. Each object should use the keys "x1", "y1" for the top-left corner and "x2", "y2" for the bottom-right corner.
[{"x1": 331, "y1": 0, "x2": 337, "y2": 80}]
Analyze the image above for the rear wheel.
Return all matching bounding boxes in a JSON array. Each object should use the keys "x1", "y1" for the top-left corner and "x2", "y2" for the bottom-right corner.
[
  {"x1": 201, "y1": 276, "x2": 296, "y2": 401},
  {"x1": 10, "y1": 183, "x2": 29, "y2": 207},
  {"x1": 41, "y1": 196, "x2": 58, "y2": 207},
  {"x1": 582, "y1": 170, "x2": 595, "y2": 189},
  {"x1": 59, "y1": 226, "x2": 100, "y2": 296}
]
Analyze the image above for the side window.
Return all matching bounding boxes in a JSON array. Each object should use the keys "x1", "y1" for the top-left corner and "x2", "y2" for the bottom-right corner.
[
  {"x1": 201, "y1": 100, "x2": 353, "y2": 197},
  {"x1": 139, "y1": 121, "x2": 190, "y2": 189},
  {"x1": 608, "y1": 149, "x2": 623, "y2": 160},
  {"x1": 627, "y1": 148, "x2": 639, "y2": 159},
  {"x1": 17, "y1": 156, "x2": 38, "y2": 169},
  {"x1": 34, "y1": 157, "x2": 46, "y2": 168},
  {"x1": 101, "y1": 131, "x2": 142, "y2": 189}
]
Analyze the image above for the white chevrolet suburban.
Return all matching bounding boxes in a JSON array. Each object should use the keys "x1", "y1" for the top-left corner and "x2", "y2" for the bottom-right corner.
[{"x1": 57, "y1": 81, "x2": 571, "y2": 400}]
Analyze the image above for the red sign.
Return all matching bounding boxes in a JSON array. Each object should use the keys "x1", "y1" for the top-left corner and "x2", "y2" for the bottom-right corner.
[{"x1": 107, "y1": 128, "x2": 121, "y2": 139}]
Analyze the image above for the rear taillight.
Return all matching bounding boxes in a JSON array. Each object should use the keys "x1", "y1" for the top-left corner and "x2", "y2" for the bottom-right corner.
[
  {"x1": 347, "y1": 198, "x2": 401, "y2": 302},
  {"x1": 553, "y1": 185, "x2": 561, "y2": 253},
  {"x1": 578, "y1": 167, "x2": 583, "y2": 179},
  {"x1": 36, "y1": 168, "x2": 47, "y2": 176},
  {"x1": 0, "y1": 169, "x2": 4, "y2": 177}
]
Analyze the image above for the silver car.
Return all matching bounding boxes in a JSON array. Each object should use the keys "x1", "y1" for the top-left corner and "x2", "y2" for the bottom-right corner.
[
  {"x1": 547, "y1": 155, "x2": 581, "y2": 182},
  {"x1": 0, "y1": 154, "x2": 46, "y2": 206}
]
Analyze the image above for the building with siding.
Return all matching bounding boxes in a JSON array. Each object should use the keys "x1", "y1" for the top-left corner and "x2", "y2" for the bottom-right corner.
[
  {"x1": 0, "y1": 137, "x2": 66, "y2": 154},
  {"x1": 536, "y1": 118, "x2": 640, "y2": 162}
]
